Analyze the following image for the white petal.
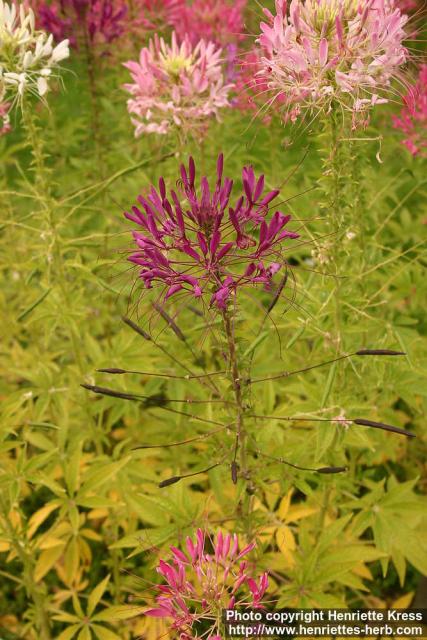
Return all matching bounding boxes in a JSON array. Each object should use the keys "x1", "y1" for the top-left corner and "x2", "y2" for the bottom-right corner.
[{"x1": 37, "y1": 76, "x2": 48, "y2": 96}]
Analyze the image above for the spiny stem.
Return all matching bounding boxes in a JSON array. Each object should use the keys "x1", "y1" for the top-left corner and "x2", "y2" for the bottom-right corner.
[{"x1": 222, "y1": 308, "x2": 253, "y2": 532}]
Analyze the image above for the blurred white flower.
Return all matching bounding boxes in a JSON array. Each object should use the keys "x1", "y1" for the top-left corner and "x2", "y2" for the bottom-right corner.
[{"x1": 0, "y1": 1, "x2": 69, "y2": 105}]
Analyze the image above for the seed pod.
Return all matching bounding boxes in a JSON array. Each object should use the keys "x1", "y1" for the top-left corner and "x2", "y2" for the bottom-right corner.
[
  {"x1": 122, "y1": 316, "x2": 152, "y2": 341},
  {"x1": 353, "y1": 418, "x2": 415, "y2": 438},
  {"x1": 153, "y1": 303, "x2": 186, "y2": 342},
  {"x1": 97, "y1": 368, "x2": 126, "y2": 374},
  {"x1": 159, "y1": 476, "x2": 181, "y2": 488},
  {"x1": 317, "y1": 466, "x2": 347, "y2": 474},
  {"x1": 356, "y1": 349, "x2": 405, "y2": 356},
  {"x1": 81, "y1": 384, "x2": 137, "y2": 401}
]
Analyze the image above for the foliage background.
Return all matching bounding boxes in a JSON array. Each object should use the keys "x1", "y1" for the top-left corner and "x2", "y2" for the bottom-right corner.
[{"x1": 0, "y1": 1, "x2": 426, "y2": 638}]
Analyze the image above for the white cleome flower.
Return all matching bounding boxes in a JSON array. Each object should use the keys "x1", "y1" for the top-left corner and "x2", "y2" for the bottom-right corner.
[{"x1": 0, "y1": 1, "x2": 69, "y2": 105}]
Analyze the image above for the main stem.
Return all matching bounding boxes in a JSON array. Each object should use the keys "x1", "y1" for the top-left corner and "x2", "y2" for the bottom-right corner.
[
  {"x1": 327, "y1": 111, "x2": 345, "y2": 357},
  {"x1": 222, "y1": 309, "x2": 252, "y2": 530}
]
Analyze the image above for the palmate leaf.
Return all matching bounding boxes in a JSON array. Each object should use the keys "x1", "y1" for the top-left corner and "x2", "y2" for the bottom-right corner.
[{"x1": 346, "y1": 476, "x2": 427, "y2": 579}]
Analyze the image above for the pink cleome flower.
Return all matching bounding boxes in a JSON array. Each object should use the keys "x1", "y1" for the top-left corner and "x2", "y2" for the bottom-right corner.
[
  {"x1": 255, "y1": 0, "x2": 409, "y2": 127},
  {"x1": 146, "y1": 529, "x2": 269, "y2": 640},
  {"x1": 124, "y1": 154, "x2": 299, "y2": 310},
  {"x1": 123, "y1": 32, "x2": 232, "y2": 139},
  {"x1": 392, "y1": 63, "x2": 427, "y2": 156},
  {"x1": 35, "y1": 0, "x2": 127, "y2": 48}
]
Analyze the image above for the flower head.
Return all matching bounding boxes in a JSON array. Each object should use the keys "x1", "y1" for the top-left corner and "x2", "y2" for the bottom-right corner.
[
  {"x1": 35, "y1": 0, "x2": 127, "y2": 49},
  {"x1": 124, "y1": 32, "x2": 232, "y2": 139},
  {"x1": 125, "y1": 154, "x2": 299, "y2": 310},
  {"x1": 255, "y1": 0, "x2": 408, "y2": 126},
  {"x1": 392, "y1": 63, "x2": 427, "y2": 156},
  {"x1": 0, "y1": 1, "x2": 69, "y2": 104},
  {"x1": 147, "y1": 529, "x2": 268, "y2": 640}
]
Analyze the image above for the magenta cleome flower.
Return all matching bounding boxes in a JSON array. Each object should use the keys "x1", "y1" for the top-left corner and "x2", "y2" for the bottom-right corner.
[
  {"x1": 392, "y1": 64, "x2": 427, "y2": 156},
  {"x1": 256, "y1": 0, "x2": 409, "y2": 127},
  {"x1": 36, "y1": 0, "x2": 127, "y2": 49},
  {"x1": 124, "y1": 154, "x2": 299, "y2": 310},
  {"x1": 124, "y1": 32, "x2": 232, "y2": 139},
  {"x1": 147, "y1": 529, "x2": 269, "y2": 640}
]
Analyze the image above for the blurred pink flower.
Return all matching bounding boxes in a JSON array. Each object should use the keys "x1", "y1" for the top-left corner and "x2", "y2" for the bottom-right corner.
[
  {"x1": 392, "y1": 63, "x2": 427, "y2": 156},
  {"x1": 255, "y1": 0, "x2": 409, "y2": 127},
  {"x1": 0, "y1": 102, "x2": 11, "y2": 136},
  {"x1": 123, "y1": 32, "x2": 232, "y2": 139},
  {"x1": 35, "y1": 0, "x2": 127, "y2": 48},
  {"x1": 170, "y1": 0, "x2": 247, "y2": 46},
  {"x1": 233, "y1": 50, "x2": 285, "y2": 122},
  {"x1": 146, "y1": 529, "x2": 268, "y2": 639},
  {"x1": 124, "y1": 154, "x2": 299, "y2": 309},
  {"x1": 132, "y1": 0, "x2": 184, "y2": 32},
  {"x1": 395, "y1": 0, "x2": 418, "y2": 12}
]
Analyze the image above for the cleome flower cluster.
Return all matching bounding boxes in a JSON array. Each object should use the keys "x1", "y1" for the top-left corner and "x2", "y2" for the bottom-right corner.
[
  {"x1": 147, "y1": 529, "x2": 269, "y2": 640},
  {"x1": 124, "y1": 32, "x2": 232, "y2": 139},
  {"x1": 0, "y1": 1, "x2": 69, "y2": 104},
  {"x1": 125, "y1": 154, "x2": 299, "y2": 310},
  {"x1": 256, "y1": 0, "x2": 408, "y2": 126}
]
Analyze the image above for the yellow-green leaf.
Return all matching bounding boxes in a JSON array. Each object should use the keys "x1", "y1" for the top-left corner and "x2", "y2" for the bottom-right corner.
[
  {"x1": 92, "y1": 624, "x2": 122, "y2": 640},
  {"x1": 92, "y1": 605, "x2": 142, "y2": 622},
  {"x1": 88, "y1": 575, "x2": 111, "y2": 617},
  {"x1": 56, "y1": 624, "x2": 82, "y2": 640},
  {"x1": 34, "y1": 544, "x2": 64, "y2": 582}
]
